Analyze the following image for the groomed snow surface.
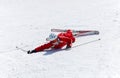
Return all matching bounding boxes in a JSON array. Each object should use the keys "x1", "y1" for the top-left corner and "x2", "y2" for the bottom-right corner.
[{"x1": 0, "y1": 0, "x2": 120, "y2": 78}]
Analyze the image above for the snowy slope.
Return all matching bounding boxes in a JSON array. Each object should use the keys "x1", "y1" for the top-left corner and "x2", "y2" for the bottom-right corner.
[{"x1": 0, "y1": 0, "x2": 120, "y2": 78}]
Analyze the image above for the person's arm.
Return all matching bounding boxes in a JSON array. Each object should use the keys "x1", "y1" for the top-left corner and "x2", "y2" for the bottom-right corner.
[
  {"x1": 58, "y1": 36, "x2": 72, "y2": 47},
  {"x1": 35, "y1": 42, "x2": 53, "y2": 52}
]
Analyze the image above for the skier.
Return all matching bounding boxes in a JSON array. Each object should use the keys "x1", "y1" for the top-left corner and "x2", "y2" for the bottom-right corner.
[{"x1": 27, "y1": 29, "x2": 76, "y2": 54}]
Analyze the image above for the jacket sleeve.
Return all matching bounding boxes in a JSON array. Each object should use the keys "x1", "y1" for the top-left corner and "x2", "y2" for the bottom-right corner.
[
  {"x1": 58, "y1": 30, "x2": 75, "y2": 47},
  {"x1": 35, "y1": 42, "x2": 53, "y2": 52},
  {"x1": 58, "y1": 36, "x2": 73, "y2": 47},
  {"x1": 66, "y1": 30, "x2": 76, "y2": 43}
]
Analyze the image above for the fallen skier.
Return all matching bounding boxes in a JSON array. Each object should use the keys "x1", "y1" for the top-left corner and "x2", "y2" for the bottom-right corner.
[
  {"x1": 27, "y1": 29, "x2": 75, "y2": 54},
  {"x1": 27, "y1": 29, "x2": 99, "y2": 54}
]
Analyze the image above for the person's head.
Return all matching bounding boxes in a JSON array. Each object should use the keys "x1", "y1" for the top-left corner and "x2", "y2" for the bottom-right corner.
[{"x1": 46, "y1": 33, "x2": 57, "y2": 42}]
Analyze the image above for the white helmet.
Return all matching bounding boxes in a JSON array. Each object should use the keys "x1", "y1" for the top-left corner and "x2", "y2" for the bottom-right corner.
[{"x1": 46, "y1": 33, "x2": 57, "y2": 41}]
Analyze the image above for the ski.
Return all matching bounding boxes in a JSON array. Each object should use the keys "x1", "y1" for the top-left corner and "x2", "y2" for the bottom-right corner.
[
  {"x1": 51, "y1": 29, "x2": 99, "y2": 37},
  {"x1": 74, "y1": 30, "x2": 99, "y2": 38},
  {"x1": 51, "y1": 28, "x2": 99, "y2": 33},
  {"x1": 51, "y1": 29, "x2": 90, "y2": 33}
]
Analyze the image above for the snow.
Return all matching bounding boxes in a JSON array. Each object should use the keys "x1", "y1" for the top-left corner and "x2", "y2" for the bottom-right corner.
[{"x1": 0, "y1": 0, "x2": 120, "y2": 78}]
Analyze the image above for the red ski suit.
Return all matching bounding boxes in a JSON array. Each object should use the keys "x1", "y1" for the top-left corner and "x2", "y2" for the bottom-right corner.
[{"x1": 35, "y1": 30, "x2": 75, "y2": 52}]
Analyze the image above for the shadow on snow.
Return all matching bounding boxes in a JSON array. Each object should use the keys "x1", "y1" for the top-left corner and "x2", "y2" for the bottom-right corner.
[{"x1": 43, "y1": 48, "x2": 70, "y2": 55}]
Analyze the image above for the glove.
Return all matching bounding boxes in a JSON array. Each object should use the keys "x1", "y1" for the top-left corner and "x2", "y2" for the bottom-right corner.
[
  {"x1": 27, "y1": 50, "x2": 36, "y2": 54},
  {"x1": 66, "y1": 45, "x2": 71, "y2": 49}
]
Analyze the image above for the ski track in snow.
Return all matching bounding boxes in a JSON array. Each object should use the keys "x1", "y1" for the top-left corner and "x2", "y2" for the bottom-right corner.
[{"x1": 0, "y1": 0, "x2": 120, "y2": 78}]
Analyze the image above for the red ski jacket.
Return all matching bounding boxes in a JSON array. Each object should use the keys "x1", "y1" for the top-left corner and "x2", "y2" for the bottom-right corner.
[{"x1": 35, "y1": 30, "x2": 75, "y2": 52}]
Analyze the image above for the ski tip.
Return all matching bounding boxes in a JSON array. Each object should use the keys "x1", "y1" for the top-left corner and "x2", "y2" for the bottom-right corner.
[{"x1": 94, "y1": 31, "x2": 100, "y2": 35}]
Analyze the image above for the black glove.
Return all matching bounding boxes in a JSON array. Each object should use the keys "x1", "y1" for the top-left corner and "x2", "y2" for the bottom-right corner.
[{"x1": 27, "y1": 50, "x2": 36, "y2": 54}]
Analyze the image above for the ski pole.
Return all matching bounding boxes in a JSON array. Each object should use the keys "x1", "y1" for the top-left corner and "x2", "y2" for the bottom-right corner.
[{"x1": 72, "y1": 38, "x2": 101, "y2": 48}]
